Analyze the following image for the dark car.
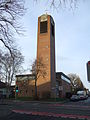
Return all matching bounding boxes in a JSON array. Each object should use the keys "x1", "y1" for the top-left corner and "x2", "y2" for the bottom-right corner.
[{"x1": 70, "y1": 95, "x2": 79, "y2": 101}]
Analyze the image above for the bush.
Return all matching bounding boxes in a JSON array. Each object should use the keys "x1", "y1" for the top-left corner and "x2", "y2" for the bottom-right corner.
[
  {"x1": 66, "y1": 92, "x2": 72, "y2": 98},
  {"x1": 16, "y1": 97, "x2": 33, "y2": 101}
]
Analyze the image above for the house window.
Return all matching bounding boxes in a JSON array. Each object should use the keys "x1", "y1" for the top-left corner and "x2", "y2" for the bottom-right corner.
[
  {"x1": 26, "y1": 90, "x2": 27, "y2": 93},
  {"x1": 20, "y1": 90, "x2": 22, "y2": 94},
  {"x1": 40, "y1": 21, "x2": 47, "y2": 33}
]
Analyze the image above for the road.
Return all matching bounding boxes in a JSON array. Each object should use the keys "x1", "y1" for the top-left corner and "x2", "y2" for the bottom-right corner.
[{"x1": 0, "y1": 97, "x2": 90, "y2": 120}]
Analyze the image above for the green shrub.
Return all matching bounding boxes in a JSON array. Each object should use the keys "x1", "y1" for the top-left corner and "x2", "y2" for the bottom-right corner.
[{"x1": 16, "y1": 97, "x2": 33, "y2": 101}]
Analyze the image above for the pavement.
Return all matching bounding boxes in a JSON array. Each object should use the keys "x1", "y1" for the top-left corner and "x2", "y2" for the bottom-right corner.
[
  {"x1": 0, "y1": 112, "x2": 82, "y2": 120},
  {"x1": 0, "y1": 101, "x2": 12, "y2": 117},
  {"x1": 0, "y1": 99, "x2": 90, "y2": 120},
  {"x1": 0, "y1": 99, "x2": 68, "y2": 117},
  {"x1": 12, "y1": 109, "x2": 90, "y2": 120}
]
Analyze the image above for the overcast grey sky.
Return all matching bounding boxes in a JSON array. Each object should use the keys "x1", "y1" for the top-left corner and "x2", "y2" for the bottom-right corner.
[{"x1": 16, "y1": 0, "x2": 90, "y2": 89}]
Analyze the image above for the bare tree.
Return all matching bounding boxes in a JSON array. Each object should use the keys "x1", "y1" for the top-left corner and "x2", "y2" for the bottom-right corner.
[
  {"x1": 0, "y1": 49, "x2": 24, "y2": 86},
  {"x1": 34, "y1": 0, "x2": 78, "y2": 10},
  {"x1": 68, "y1": 73, "x2": 84, "y2": 93},
  {"x1": 31, "y1": 57, "x2": 47, "y2": 99},
  {"x1": 0, "y1": 0, "x2": 25, "y2": 56}
]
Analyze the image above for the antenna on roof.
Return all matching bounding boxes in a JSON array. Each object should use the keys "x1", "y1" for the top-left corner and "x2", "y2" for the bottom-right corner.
[{"x1": 45, "y1": 9, "x2": 48, "y2": 15}]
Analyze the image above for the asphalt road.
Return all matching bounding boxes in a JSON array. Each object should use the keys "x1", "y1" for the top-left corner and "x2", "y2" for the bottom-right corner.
[
  {"x1": 0, "y1": 97, "x2": 90, "y2": 120},
  {"x1": 0, "y1": 112, "x2": 81, "y2": 120}
]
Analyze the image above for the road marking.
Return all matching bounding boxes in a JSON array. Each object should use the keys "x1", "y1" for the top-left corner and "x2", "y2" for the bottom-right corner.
[
  {"x1": 12, "y1": 109, "x2": 90, "y2": 119},
  {"x1": 49, "y1": 104, "x2": 90, "y2": 109}
]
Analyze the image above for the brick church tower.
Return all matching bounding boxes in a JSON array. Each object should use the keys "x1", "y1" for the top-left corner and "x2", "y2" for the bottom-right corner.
[{"x1": 37, "y1": 14, "x2": 56, "y2": 98}]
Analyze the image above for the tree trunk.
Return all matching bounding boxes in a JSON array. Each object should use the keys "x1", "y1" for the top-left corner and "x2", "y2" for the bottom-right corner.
[
  {"x1": 35, "y1": 79, "x2": 37, "y2": 99},
  {"x1": 35, "y1": 78, "x2": 38, "y2": 100}
]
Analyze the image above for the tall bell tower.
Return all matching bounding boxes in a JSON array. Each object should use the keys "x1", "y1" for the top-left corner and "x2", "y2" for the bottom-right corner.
[{"x1": 37, "y1": 14, "x2": 56, "y2": 98}]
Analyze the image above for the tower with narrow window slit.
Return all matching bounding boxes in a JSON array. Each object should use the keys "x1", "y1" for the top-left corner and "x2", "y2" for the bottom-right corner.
[{"x1": 37, "y1": 14, "x2": 56, "y2": 98}]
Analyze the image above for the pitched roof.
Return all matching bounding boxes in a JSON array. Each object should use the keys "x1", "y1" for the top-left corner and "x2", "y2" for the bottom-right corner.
[{"x1": 56, "y1": 72, "x2": 70, "y2": 80}]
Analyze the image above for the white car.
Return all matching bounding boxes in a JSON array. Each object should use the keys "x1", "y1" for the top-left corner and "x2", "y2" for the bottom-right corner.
[{"x1": 78, "y1": 94, "x2": 88, "y2": 100}]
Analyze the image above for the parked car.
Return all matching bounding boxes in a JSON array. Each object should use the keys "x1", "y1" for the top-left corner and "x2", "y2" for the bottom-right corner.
[
  {"x1": 77, "y1": 90, "x2": 88, "y2": 100},
  {"x1": 78, "y1": 95, "x2": 85, "y2": 100},
  {"x1": 70, "y1": 95, "x2": 79, "y2": 101},
  {"x1": 78, "y1": 94, "x2": 88, "y2": 100}
]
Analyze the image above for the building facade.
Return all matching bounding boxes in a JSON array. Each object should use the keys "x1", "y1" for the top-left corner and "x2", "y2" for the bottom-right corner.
[
  {"x1": 0, "y1": 81, "x2": 7, "y2": 98},
  {"x1": 37, "y1": 14, "x2": 56, "y2": 98},
  {"x1": 15, "y1": 14, "x2": 71, "y2": 99},
  {"x1": 16, "y1": 72, "x2": 71, "y2": 99},
  {"x1": 87, "y1": 61, "x2": 90, "y2": 82},
  {"x1": 56, "y1": 72, "x2": 71, "y2": 98},
  {"x1": 16, "y1": 74, "x2": 35, "y2": 98}
]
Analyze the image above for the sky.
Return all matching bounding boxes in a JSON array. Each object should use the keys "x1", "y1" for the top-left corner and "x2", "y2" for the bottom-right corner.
[{"x1": 16, "y1": 0, "x2": 90, "y2": 89}]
